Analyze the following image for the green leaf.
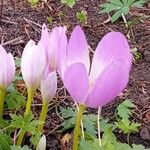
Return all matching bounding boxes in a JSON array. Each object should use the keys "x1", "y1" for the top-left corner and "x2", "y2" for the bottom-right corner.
[
  {"x1": 10, "y1": 113, "x2": 39, "y2": 134},
  {"x1": 79, "y1": 138, "x2": 100, "y2": 150},
  {"x1": 28, "y1": 0, "x2": 39, "y2": 6},
  {"x1": 115, "y1": 118, "x2": 140, "y2": 134},
  {"x1": 99, "y1": 0, "x2": 147, "y2": 23},
  {"x1": 111, "y1": 9, "x2": 123, "y2": 22},
  {"x1": 115, "y1": 142, "x2": 132, "y2": 150},
  {"x1": 76, "y1": 10, "x2": 87, "y2": 24},
  {"x1": 122, "y1": 6, "x2": 130, "y2": 15},
  {"x1": 61, "y1": 117, "x2": 76, "y2": 131},
  {"x1": 0, "y1": 117, "x2": 9, "y2": 128},
  {"x1": 132, "y1": 0, "x2": 146, "y2": 8},
  {"x1": 60, "y1": 106, "x2": 76, "y2": 131},
  {"x1": 15, "y1": 58, "x2": 21, "y2": 67},
  {"x1": 132, "y1": 144, "x2": 150, "y2": 150},
  {"x1": 83, "y1": 115, "x2": 97, "y2": 136},
  {"x1": 100, "y1": 119, "x2": 115, "y2": 132},
  {"x1": 0, "y1": 131, "x2": 12, "y2": 150},
  {"x1": 60, "y1": 106, "x2": 76, "y2": 119},
  {"x1": 116, "y1": 100, "x2": 135, "y2": 119},
  {"x1": 122, "y1": 0, "x2": 129, "y2": 5},
  {"x1": 102, "y1": 127, "x2": 117, "y2": 145},
  {"x1": 11, "y1": 145, "x2": 32, "y2": 150},
  {"x1": 30, "y1": 131, "x2": 42, "y2": 148},
  {"x1": 5, "y1": 90, "x2": 26, "y2": 110},
  {"x1": 108, "y1": 0, "x2": 124, "y2": 6},
  {"x1": 61, "y1": 0, "x2": 76, "y2": 8},
  {"x1": 100, "y1": 3, "x2": 120, "y2": 13}
]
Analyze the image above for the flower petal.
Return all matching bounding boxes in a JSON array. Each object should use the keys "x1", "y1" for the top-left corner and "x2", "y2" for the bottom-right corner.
[
  {"x1": 21, "y1": 40, "x2": 46, "y2": 91},
  {"x1": 39, "y1": 24, "x2": 50, "y2": 63},
  {"x1": 90, "y1": 32, "x2": 132, "y2": 85},
  {"x1": 41, "y1": 68, "x2": 57, "y2": 102},
  {"x1": 0, "y1": 46, "x2": 15, "y2": 89},
  {"x1": 63, "y1": 63, "x2": 89, "y2": 104},
  {"x1": 49, "y1": 26, "x2": 67, "y2": 71},
  {"x1": 5, "y1": 53, "x2": 15, "y2": 87},
  {"x1": 86, "y1": 60, "x2": 130, "y2": 108},
  {"x1": 67, "y1": 25, "x2": 90, "y2": 72}
]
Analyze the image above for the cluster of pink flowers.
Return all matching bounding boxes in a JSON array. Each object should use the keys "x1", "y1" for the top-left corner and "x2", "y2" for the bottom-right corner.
[{"x1": 0, "y1": 25, "x2": 132, "y2": 108}]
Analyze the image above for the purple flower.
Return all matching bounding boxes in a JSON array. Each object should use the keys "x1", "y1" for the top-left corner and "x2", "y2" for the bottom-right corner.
[
  {"x1": 39, "y1": 24, "x2": 67, "y2": 71},
  {"x1": 0, "y1": 45, "x2": 15, "y2": 89},
  {"x1": 41, "y1": 65, "x2": 57, "y2": 102},
  {"x1": 59, "y1": 26, "x2": 132, "y2": 108},
  {"x1": 21, "y1": 40, "x2": 46, "y2": 92}
]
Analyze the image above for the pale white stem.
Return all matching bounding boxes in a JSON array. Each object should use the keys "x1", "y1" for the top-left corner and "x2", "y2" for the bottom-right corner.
[
  {"x1": 121, "y1": 13, "x2": 128, "y2": 28},
  {"x1": 98, "y1": 106, "x2": 102, "y2": 147}
]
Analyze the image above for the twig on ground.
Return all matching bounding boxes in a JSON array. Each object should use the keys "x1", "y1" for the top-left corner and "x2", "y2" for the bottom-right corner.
[
  {"x1": 0, "y1": 19, "x2": 17, "y2": 25},
  {"x1": 1, "y1": 36, "x2": 24, "y2": 46},
  {"x1": 23, "y1": 18, "x2": 42, "y2": 28}
]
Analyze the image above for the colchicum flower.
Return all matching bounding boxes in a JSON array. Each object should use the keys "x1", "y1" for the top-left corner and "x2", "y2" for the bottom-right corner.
[
  {"x1": 0, "y1": 45, "x2": 15, "y2": 117},
  {"x1": 38, "y1": 66, "x2": 57, "y2": 132},
  {"x1": 59, "y1": 25, "x2": 132, "y2": 108},
  {"x1": 0, "y1": 45, "x2": 15, "y2": 90},
  {"x1": 41, "y1": 66, "x2": 57, "y2": 102},
  {"x1": 17, "y1": 40, "x2": 46, "y2": 145},
  {"x1": 21, "y1": 40, "x2": 47, "y2": 92},
  {"x1": 39, "y1": 24, "x2": 67, "y2": 72}
]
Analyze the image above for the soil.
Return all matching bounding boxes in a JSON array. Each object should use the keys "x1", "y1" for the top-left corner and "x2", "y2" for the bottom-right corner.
[{"x1": 0, "y1": 0, "x2": 150, "y2": 150}]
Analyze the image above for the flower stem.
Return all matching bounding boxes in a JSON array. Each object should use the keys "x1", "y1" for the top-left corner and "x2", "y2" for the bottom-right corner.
[
  {"x1": 16, "y1": 129, "x2": 25, "y2": 146},
  {"x1": 73, "y1": 104, "x2": 85, "y2": 150},
  {"x1": 16, "y1": 88, "x2": 34, "y2": 146},
  {"x1": 37, "y1": 100, "x2": 49, "y2": 132},
  {"x1": 0, "y1": 89, "x2": 6, "y2": 118},
  {"x1": 98, "y1": 106, "x2": 102, "y2": 147},
  {"x1": 24, "y1": 88, "x2": 35, "y2": 116}
]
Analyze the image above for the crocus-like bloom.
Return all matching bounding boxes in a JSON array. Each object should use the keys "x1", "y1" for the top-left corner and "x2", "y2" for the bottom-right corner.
[
  {"x1": 60, "y1": 26, "x2": 132, "y2": 108},
  {"x1": 21, "y1": 40, "x2": 46, "y2": 92},
  {"x1": 0, "y1": 45, "x2": 15, "y2": 89},
  {"x1": 37, "y1": 135, "x2": 46, "y2": 150},
  {"x1": 39, "y1": 24, "x2": 67, "y2": 71},
  {"x1": 41, "y1": 66, "x2": 57, "y2": 102}
]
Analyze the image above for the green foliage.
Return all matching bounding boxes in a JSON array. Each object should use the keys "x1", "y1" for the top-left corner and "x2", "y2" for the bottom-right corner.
[
  {"x1": 15, "y1": 58, "x2": 21, "y2": 68},
  {"x1": 115, "y1": 100, "x2": 140, "y2": 134},
  {"x1": 131, "y1": 47, "x2": 143, "y2": 60},
  {"x1": 60, "y1": 106, "x2": 76, "y2": 131},
  {"x1": 28, "y1": 0, "x2": 39, "y2": 6},
  {"x1": 47, "y1": 16, "x2": 53, "y2": 24},
  {"x1": 132, "y1": 144, "x2": 150, "y2": 150},
  {"x1": 0, "y1": 131, "x2": 12, "y2": 150},
  {"x1": 79, "y1": 138, "x2": 100, "y2": 150},
  {"x1": 61, "y1": 0, "x2": 76, "y2": 8},
  {"x1": 5, "y1": 89, "x2": 26, "y2": 110},
  {"x1": 116, "y1": 100, "x2": 135, "y2": 119},
  {"x1": 79, "y1": 127, "x2": 150, "y2": 150},
  {"x1": 115, "y1": 118, "x2": 140, "y2": 134},
  {"x1": 76, "y1": 10, "x2": 87, "y2": 24},
  {"x1": 100, "y1": 0, "x2": 147, "y2": 22},
  {"x1": 60, "y1": 107, "x2": 113, "y2": 137},
  {"x1": 11, "y1": 145, "x2": 31, "y2": 150},
  {"x1": 10, "y1": 113, "x2": 39, "y2": 134},
  {"x1": 30, "y1": 131, "x2": 42, "y2": 147}
]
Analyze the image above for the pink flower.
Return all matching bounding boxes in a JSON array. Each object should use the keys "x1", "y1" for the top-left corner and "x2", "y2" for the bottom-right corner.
[
  {"x1": 59, "y1": 26, "x2": 132, "y2": 108},
  {"x1": 0, "y1": 45, "x2": 15, "y2": 89},
  {"x1": 39, "y1": 24, "x2": 67, "y2": 71},
  {"x1": 21, "y1": 40, "x2": 46, "y2": 91},
  {"x1": 41, "y1": 66, "x2": 57, "y2": 102}
]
